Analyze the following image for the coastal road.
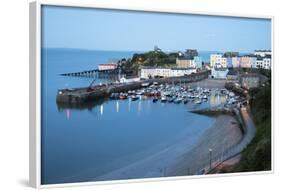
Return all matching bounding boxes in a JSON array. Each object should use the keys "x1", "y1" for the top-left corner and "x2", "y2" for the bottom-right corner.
[{"x1": 239, "y1": 107, "x2": 256, "y2": 147}]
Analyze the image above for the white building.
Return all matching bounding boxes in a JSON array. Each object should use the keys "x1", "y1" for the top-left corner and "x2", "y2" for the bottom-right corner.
[
  {"x1": 140, "y1": 68, "x2": 156, "y2": 79},
  {"x1": 211, "y1": 67, "x2": 229, "y2": 79},
  {"x1": 254, "y1": 50, "x2": 271, "y2": 57},
  {"x1": 140, "y1": 68, "x2": 170, "y2": 79},
  {"x1": 98, "y1": 63, "x2": 117, "y2": 71},
  {"x1": 262, "y1": 58, "x2": 271, "y2": 69},
  {"x1": 221, "y1": 57, "x2": 228, "y2": 68},
  {"x1": 254, "y1": 59, "x2": 263, "y2": 68},
  {"x1": 155, "y1": 68, "x2": 171, "y2": 78},
  {"x1": 253, "y1": 57, "x2": 271, "y2": 69},
  {"x1": 210, "y1": 54, "x2": 227, "y2": 68},
  {"x1": 140, "y1": 67, "x2": 196, "y2": 79},
  {"x1": 210, "y1": 54, "x2": 221, "y2": 67},
  {"x1": 170, "y1": 68, "x2": 197, "y2": 77}
]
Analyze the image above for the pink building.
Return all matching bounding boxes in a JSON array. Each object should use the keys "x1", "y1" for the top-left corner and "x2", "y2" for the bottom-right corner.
[
  {"x1": 98, "y1": 63, "x2": 117, "y2": 71},
  {"x1": 240, "y1": 56, "x2": 256, "y2": 68}
]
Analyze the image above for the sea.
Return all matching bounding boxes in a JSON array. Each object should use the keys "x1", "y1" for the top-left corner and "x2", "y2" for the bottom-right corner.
[{"x1": 41, "y1": 48, "x2": 223, "y2": 184}]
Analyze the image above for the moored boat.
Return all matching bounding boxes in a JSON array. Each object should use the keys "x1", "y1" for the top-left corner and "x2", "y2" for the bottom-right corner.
[
  {"x1": 141, "y1": 82, "x2": 150, "y2": 87},
  {"x1": 161, "y1": 96, "x2": 167, "y2": 102},
  {"x1": 194, "y1": 99, "x2": 202, "y2": 104},
  {"x1": 174, "y1": 97, "x2": 183, "y2": 104},
  {"x1": 119, "y1": 93, "x2": 128, "y2": 100},
  {"x1": 131, "y1": 95, "x2": 139, "y2": 101}
]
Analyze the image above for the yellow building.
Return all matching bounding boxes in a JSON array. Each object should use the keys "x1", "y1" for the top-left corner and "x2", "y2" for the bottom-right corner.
[
  {"x1": 176, "y1": 57, "x2": 195, "y2": 68},
  {"x1": 210, "y1": 54, "x2": 227, "y2": 68}
]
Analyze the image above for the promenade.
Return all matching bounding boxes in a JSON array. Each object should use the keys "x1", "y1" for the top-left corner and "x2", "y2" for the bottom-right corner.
[{"x1": 204, "y1": 107, "x2": 256, "y2": 174}]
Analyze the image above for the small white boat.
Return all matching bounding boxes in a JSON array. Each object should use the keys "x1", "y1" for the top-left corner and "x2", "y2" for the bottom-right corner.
[
  {"x1": 131, "y1": 95, "x2": 139, "y2": 101},
  {"x1": 141, "y1": 82, "x2": 150, "y2": 87},
  {"x1": 161, "y1": 96, "x2": 167, "y2": 102},
  {"x1": 174, "y1": 97, "x2": 183, "y2": 104},
  {"x1": 194, "y1": 99, "x2": 202, "y2": 104}
]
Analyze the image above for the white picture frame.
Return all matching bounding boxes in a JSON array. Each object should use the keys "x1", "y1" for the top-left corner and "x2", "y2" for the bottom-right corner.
[{"x1": 29, "y1": 0, "x2": 274, "y2": 188}]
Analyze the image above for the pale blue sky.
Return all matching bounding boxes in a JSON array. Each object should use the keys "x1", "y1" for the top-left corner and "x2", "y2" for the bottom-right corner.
[{"x1": 42, "y1": 5, "x2": 271, "y2": 53}]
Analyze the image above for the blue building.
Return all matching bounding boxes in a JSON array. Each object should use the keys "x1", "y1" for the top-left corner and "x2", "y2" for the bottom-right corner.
[
  {"x1": 194, "y1": 56, "x2": 203, "y2": 69},
  {"x1": 226, "y1": 57, "x2": 233, "y2": 68}
]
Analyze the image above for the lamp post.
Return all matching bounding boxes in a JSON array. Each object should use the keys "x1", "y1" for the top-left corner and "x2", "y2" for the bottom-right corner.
[{"x1": 209, "y1": 148, "x2": 213, "y2": 170}]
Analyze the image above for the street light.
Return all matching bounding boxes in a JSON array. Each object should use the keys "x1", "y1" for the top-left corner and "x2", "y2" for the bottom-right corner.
[{"x1": 209, "y1": 148, "x2": 213, "y2": 170}]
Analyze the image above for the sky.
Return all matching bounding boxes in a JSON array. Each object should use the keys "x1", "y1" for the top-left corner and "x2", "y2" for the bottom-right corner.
[{"x1": 42, "y1": 5, "x2": 271, "y2": 53}]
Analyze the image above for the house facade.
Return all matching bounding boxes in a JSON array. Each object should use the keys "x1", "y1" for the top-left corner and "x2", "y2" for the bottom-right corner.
[
  {"x1": 232, "y1": 57, "x2": 241, "y2": 68},
  {"x1": 193, "y1": 56, "x2": 203, "y2": 69},
  {"x1": 262, "y1": 57, "x2": 271, "y2": 69},
  {"x1": 210, "y1": 54, "x2": 227, "y2": 68},
  {"x1": 170, "y1": 68, "x2": 197, "y2": 77},
  {"x1": 209, "y1": 50, "x2": 271, "y2": 70},
  {"x1": 176, "y1": 57, "x2": 195, "y2": 68},
  {"x1": 140, "y1": 67, "x2": 196, "y2": 79},
  {"x1": 254, "y1": 58, "x2": 263, "y2": 69},
  {"x1": 240, "y1": 56, "x2": 256, "y2": 68}
]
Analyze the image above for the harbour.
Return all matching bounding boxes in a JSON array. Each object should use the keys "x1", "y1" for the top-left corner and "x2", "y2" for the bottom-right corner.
[
  {"x1": 56, "y1": 70, "x2": 210, "y2": 105},
  {"x1": 42, "y1": 48, "x2": 267, "y2": 184},
  {"x1": 42, "y1": 49, "x2": 243, "y2": 184}
]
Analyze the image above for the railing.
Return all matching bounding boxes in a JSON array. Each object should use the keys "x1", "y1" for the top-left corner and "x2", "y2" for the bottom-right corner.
[
  {"x1": 160, "y1": 107, "x2": 256, "y2": 177},
  {"x1": 195, "y1": 107, "x2": 256, "y2": 175}
]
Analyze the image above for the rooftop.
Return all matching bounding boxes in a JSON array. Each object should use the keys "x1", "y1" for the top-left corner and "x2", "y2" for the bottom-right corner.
[
  {"x1": 177, "y1": 56, "x2": 193, "y2": 60},
  {"x1": 254, "y1": 50, "x2": 271, "y2": 52},
  {"x1": 171, "y1": 67, "x2": 196, "y2": 70}
]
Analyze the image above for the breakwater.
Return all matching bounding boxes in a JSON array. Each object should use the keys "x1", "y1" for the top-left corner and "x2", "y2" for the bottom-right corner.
[
  {"x1": 56, "y1": 70, "x2": 210, "y2": 105},
  {"x1": 191, "y1": 107, "x2": 234, "y2": 116}
]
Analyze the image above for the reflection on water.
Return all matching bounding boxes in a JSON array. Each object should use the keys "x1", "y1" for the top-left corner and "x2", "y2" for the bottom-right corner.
[
  {"x1": 58, "y1": 92, "x2": 227, "y2": 114},
  {"x1": 100, "y1": 104, "x2": 104, "y2": 116},
  {"x1": 66, "y1": 109, "x2": 71, "y2": 120},
  {"x1": 42, "y1": 49, "x2": 221, "y2": 185},
  {"x1": 116, "y1": 101, "x2": 120, "y2": 113},
  {"x1": 210, "y1": 94, "x2": 227, "y2": 107},
  {"x1": 138, "y1": 101, "x2": 142, "y2": 115}
]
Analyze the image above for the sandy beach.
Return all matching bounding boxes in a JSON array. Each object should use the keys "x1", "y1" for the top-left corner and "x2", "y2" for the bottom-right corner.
[
  {"x1": 94, "y1": 114, "x2": 243, "y2": 181},
  {"x1": 168, "y1": 114, "x2": 243, "y2": 176}
]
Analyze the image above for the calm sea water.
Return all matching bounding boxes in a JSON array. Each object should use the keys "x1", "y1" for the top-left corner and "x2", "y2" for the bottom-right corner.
[{"x1": 41, "y1": 48, "x2": 218, "y2": 184}]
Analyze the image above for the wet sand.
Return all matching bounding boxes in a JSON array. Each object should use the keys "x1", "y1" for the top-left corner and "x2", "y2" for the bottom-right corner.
[
  {"x1": 94, "y1": 115, "x2": 216, "y2": 181},
  {"x1": 94, "y1": 114, "x2": 242, "y2": 181},
  {"x1": 168, "y1": 114, "x2": 243, "y2": 176}
]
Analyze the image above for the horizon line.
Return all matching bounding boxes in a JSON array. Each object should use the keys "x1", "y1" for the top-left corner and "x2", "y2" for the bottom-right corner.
[{"x1": 41, "y1": 47, "x2": 266, "y2": 54}]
